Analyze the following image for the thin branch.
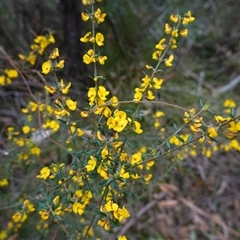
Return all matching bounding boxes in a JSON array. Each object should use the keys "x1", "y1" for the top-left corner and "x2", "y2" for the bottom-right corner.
[
  {"x1": 117, "y1": 192, "x2": 165, "y2": 236},
  {"x1": 214, "y1": 74, "x2": 240, "y2": 96}
]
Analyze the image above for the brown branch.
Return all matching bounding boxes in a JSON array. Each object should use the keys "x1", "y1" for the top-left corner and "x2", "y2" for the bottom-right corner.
[{"x1": 117, "y1": 192, "x2": 165, "y2": 236}]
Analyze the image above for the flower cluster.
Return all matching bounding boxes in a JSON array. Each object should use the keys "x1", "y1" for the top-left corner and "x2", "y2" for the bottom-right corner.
[
  {"x1": 134, "y1": 11, "x2": 195, "y2": 102},
  {"x1": 42, "y1": 48, "x2": 64, "y2": 74},
  {"x1": 7, "y1": 199, "x2": 35, "y2": 235},
  {"x1": 80, "y1": 7, "x2": 107, "y2": 65},
  {"x1": 19, "y1": 32, "x2": 55, "y2": 65},
  {"x1": 0, "y1": 68, "x2": 18, "y2": 86},
  {"x1": 98, "y1": 200, "x2": 130, "y2": 230}
]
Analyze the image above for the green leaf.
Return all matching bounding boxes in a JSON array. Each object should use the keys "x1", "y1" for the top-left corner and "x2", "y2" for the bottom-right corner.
[
  {"x1": 186, "y1": 134, "x2": 193, "y2": 143},
  {"x1": 55, "y1": 215, "x2": 62, "y2": 221},
  {"x1": 155, "y1": 150, "x2": 161, "y2": 157},
  {"x1": 125, "y1": 109, "x2": 134, "y2": 114},
  {"x1": 116, "y1": 162, "x2": 122, "y2": 173},
  {"x1": 58, "y1": 118, "x2": 67, "y2": 125},
  {"x1": 208, "y1": 136, "x2": 218, "y2": 143},
  {"x1": 165, "y1": 140, "x2": 171, "y2": 149},
  {"x1": 203, "y1": 103, "x2": 210, "y2": 110},
  {"x1": 173, "y1": 123, "x2": 178, "y2": 130},
  {"x1": 230, "y1": 107, "x2": 235, "y2": 118},
  {"x1": 207, "y1": 109, "x2": 214, "y2": 114},
  {"x1": 102, "y1": 176, "x2": 114, "y2": 186},
  {"x1": 199, "y1": 99, "x2": 203, "y2": 108},
  {"x1": 175, "y1": 134, "x2": 185, "y2": 143}
]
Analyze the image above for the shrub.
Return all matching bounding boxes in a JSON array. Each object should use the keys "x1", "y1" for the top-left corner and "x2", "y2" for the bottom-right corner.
[{"x1": 0, "y1": 1, "x2": 240, "y2": 239}]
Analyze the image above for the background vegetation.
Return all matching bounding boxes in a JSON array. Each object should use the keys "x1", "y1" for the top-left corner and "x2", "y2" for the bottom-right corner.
[{"x1": 1, "y1": 1, "x2": 240, "y2": 239}]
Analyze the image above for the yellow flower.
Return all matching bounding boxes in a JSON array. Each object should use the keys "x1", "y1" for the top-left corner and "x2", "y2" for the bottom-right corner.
[
  {"x1": 27, "y1": 52, "x2": 37, "y2": 65},
  {"x1": 227, "y1": 121, "x2": 239, "y2": 133},
  {"x1": 180, "y1": 29, "x2": 188, "y2": 37},
  {"x1": 42, "y1": 60, "x2": 51, "y2": 74},
  {"x1": 170, "y1": 14, "x2": 179, "y2": 23},
  {"x1": 73, "y1": 202, "x2": 84, "y2": 215},
  {"x1": 0, "y1": 231, "x2": 7, "y2": 239},
  {"x1": 80, "y1": 31, "x2": 91, "y2": 42},
  {"x1": 53, "y1": 196, "x2": 60, "y2": 205},
  {"x1": 153, "y1": 77, "x2": 163, "y2": 89},
  {"x1": 81, "y1": 111, "x2": 89, "y2": 118},
  {"x1": 119, "y1": 166, "x2": 130, "y2": 179},
  {"x1": 49, "y1": 48, "x2": 59, "y2": 59},
  {"x1": 98, "y1": 86, "x2": 109, "y2": 101},
  {"x1": 98, "y1": 55, "x2": 107, "y2": 65},
  {"x1": 155, "y1": 38, "x2": 166, "y2": 50},
  {"x1": 146, "y1": 160, "x2": 154, "y2": 170},
  {"x1": 30, "y1": 146, "x2": 41, "y2": 156},
  {"x1": 208, "y1": 127, "x2": 218, "y2": 138},
  {"x1": 170, "y1": 38, "x2": 177, "y2": 49},
  {"x1": 12, "y1": 211, "x2": 27, "y2": 223},
  {"x1": 214, "y1": 115, "x2": 230, "y2": 123},
  {"x1": 154, "y1": 111, "x2": 165, "y2": 118},
  {"x1": 81, "y1": 12, "x2": 90, "y2": 21},
  {"x1": 107, "y1": 110, "x2": 128, "y2": 133},
  {"x1": 152, "y1": 50, "x2": 162, "y2": 60},
  {"x1": 105, "y1": 200, "x2": 118, "y2": 212},
  {"x1": 22, "y1": 125, "x2": 31, "y2": 134},
  {"x1": 39, "y1": 209, "x2": 49, "y2": 220},
  {"x1": 97, "y1": 165, "x2": 109, "y2": 179},
  {"x1": 141, "y1": 75, "x2": 151, "y2": 88},
  {"x1": 82, "y1": 0, "x2": 93, "y2": 5},
  {"x1": 56, "y1": 60, "x2": 65, "y2": 69},
  {"x1": 83, "y1": 49, "x2": 95, "y2": 64},
  {"x1": 190, "y1": 125, "x2": 201, "y2": 132},
  {"x1": 171, "y1": 29, "x2": 178, "y2": 37},
  {"x1": 61, "y1": 81, "x2": 71, "y2": 94},
  {"x1": 130, "y1": 152, "x2": 142, "y2": 165},
  {"x1": 223, "y1": 99, "x2": 236, "y2": 108},
  {"x1": 165, "y1": 54, "x2": 174, "y2": 67},
  {"x1": 101, "y1": 147, "x2": 109, "y2": 159},
  {"x1": 66, "y1": 99, "x2": 77, "y2": 111},
  {"x1": 165, "y1": 23, "x2": 172, "y2": 34},
  {"x1": 144, "y1": 174, "x2": 152, "y2": 184},
  {"x1": 95, "y1": 32, "x2": 104, "y2": 46},
  {"x1": 77, "y1": 128, "x2": 84, "y2": 136},
  {"x1": 113, "y1": 206, "x2": 130, "y2": 223},
  {"x1": 133, "y1": 88, "x2": 143, "y2": 102},
  {"x1": 44, "y1": 85, "x2": 56, "y2": 94},
  {"x1": 133, "y1": 121, "x2": 143, "y2": 134},
  {"x1": 85, "y1": 156, "x2": 97, "y2": 172},
  {"x1": 146, "y1": 90, "x2": 155, "y2": 100},
  {"x1": 182, "y1": 11, "x2": 195, "y2": 25},
  {"x1": 0, "y1": 75, "x2": 5, "y2": 86},
  {"x1": 98, "y1": 218, "x2": 110, "y2": 230},
  {"x1": 48, "y1": 33, "x2": 55, "y2": 43},
  {"x1": 94, "y1": 8, "x2": 106, "y2": 24},
  {"x1": 88, "y1": 87, "x2": 97, "y2": 104},
  {"x1": 36, "y1": 167, "x2": 50, "y2": 180},
  {"x1": 118, "y1": 236, "x2": 128, "y2": 240},
  {"x1": 109, "y1": 96, "x2": 119, "y2": 107},
  {"x1": 54, "y1": 204, "x2": 62, "y2": 215},
  {"x1": 4, "y1": 69, "x2": 18, "y2": 78},
  {"x1": 0, "y1": 178, "x2": 8, "y2": 187},
  {"x1": 75, "y1": 190, "x2": 83, "y2": 198}
]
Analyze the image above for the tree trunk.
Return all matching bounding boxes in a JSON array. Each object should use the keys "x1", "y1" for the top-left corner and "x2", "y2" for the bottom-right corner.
[{"x1": 59, "y1": 0, "x2": 88, "y2": 90}]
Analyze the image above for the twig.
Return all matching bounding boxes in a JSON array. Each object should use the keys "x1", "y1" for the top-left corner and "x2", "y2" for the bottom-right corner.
[
  {"x1": 184, "y1": 69, "x2": 215, "y2": 94},
  {"x1": 214, "y1": 74, "x2": 240, "y2": 96},
  {"x1": 117, "y1": 192, "x2": 165, "y2": 236},
  {"x1": 178, "y1": 196, "x2": 240, "y2": 238}
]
